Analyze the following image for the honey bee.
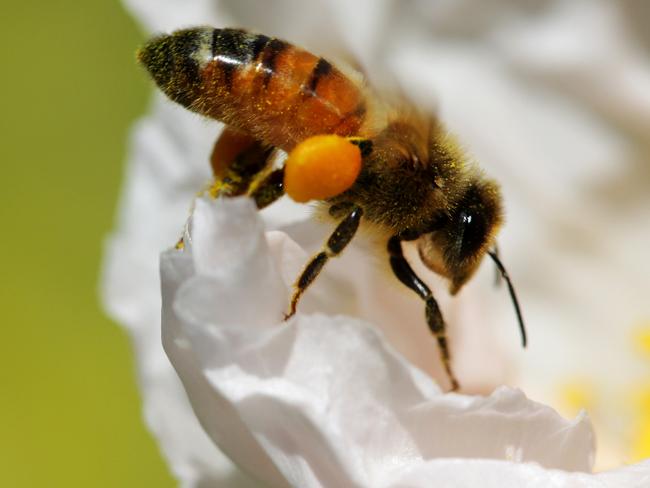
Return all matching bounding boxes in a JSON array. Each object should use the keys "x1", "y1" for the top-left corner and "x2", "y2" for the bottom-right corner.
[{"x1": 138, "y1": 27, "x2": 526, "y2": 391}]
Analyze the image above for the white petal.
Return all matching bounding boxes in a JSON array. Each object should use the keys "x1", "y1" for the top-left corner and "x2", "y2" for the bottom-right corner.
[
  {"x1": 160, "y1": 197, "x2": 614, "y2": 487},
  {"x1": 386, "y1": 458, "x2": 650, "y2": 488}
]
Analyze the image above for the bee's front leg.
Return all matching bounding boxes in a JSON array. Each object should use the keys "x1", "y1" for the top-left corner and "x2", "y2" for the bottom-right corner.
[
  {"x1": 285, "y1": 205, "x2": 363, "y2": 319},
  {"x1": 387, "y1": 235, "x2": 459, "y2": 391}
]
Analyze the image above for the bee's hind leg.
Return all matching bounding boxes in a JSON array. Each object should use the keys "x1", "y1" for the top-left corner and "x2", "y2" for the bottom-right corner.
[
  {"x1": 209, "y1": 127, "x2": 275, "y2": 198},
  {"x1": 387, "y1": 234, "x2": 459, "y2": 391},
  {"x1": 285, "y1": 204, "x2": 363, "y2": 319},
  {"x1": 208, "y1": 126, "x2": 286, "y2": 209},
  {"x1": 174, "y1": 129, "x2": 277, "y2": 249},
  {"x1": 250, "y1": 168, "x2": 285, "y2": 209}
]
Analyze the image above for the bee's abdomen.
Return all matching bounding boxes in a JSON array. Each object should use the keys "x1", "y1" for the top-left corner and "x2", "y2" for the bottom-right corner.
[{"x1": 139, "y1": 27, "x2": 366, "y2": 150}]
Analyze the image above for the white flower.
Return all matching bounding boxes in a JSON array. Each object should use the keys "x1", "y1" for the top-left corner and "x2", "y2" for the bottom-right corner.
[
  {"x1": 159, "y1": 195, "x2": 620, "y2": 487},
  {"x1": 103, "y1": 0, "x2": 650, "y2": 485}
]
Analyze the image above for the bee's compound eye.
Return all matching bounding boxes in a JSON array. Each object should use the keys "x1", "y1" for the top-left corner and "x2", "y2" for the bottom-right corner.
[
  {"x1": 457, "y1": 209, "x2": 487, "y2": 258},
  {"x1": 284, "y1": 135, "x2": 362, "y2": 203}
]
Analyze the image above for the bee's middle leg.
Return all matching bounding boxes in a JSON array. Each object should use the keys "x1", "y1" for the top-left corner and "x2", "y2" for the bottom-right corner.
[
  {"x1": 285, "y1": 204, "x2": 363, "y2": 319},
  {"x1": 387, "y1": 235, "x2": 459, "y2": 391}
]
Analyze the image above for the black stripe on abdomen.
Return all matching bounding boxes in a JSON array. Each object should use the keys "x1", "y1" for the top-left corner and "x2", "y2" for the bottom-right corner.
[
  {"x1": 306, "y1": 58, "x2": 332, "y2": 94},
  {"x1": 211, "y1": 28, "x2": 253, "y2": 89},
  {"x1": 250, "y1": 33, "x2": 271, "y2": 60},
  {"x1": 259, "y1": 38, "x2": 289, "y2": 87}
]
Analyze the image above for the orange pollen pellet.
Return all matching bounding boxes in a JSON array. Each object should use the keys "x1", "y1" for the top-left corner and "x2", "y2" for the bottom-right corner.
[{"x1": 284, "y1": 135, "x2": 362, "y2": 203}]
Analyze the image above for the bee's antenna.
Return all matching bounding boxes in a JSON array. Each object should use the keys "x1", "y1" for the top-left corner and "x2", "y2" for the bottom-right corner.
[
  {"x1": 493, "y1": 242, "x2": 503, "y2": 287},
  {"x1": 488, "y1": 250, "x2": 527, "y2": 348}
]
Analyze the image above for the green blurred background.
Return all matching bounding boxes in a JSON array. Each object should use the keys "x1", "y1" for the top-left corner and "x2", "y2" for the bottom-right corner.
[{"x1": 0, "y1": 1, "x2": 174, "y2": 486}]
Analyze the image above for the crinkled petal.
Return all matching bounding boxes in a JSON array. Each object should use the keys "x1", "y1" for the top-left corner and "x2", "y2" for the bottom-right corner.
[
  {"x1": 387, "y1": 459, "x2": 650, "y2": 488},
  {"x1": 160, "y1": 197, "x2": 643, "y2": 487}
]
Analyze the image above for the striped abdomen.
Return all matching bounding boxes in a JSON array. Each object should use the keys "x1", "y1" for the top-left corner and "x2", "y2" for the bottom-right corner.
[{"x1": 138, "y1": 27, "x2": 367, "y2": 151}]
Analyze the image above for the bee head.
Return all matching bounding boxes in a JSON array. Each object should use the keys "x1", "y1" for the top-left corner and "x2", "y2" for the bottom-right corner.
[{"x1": 418, "y1": 179, "x2": 503, "y2": 294}]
